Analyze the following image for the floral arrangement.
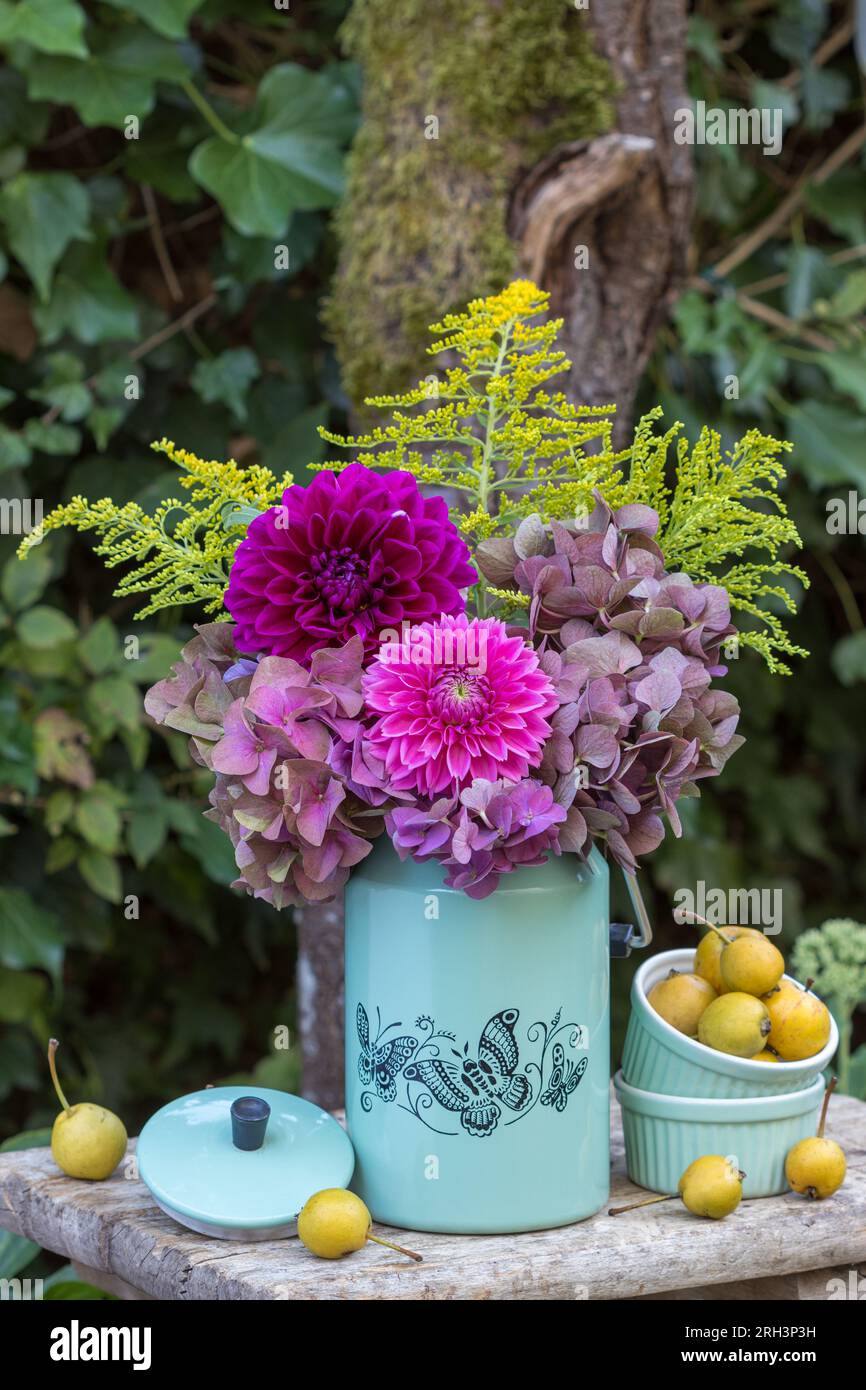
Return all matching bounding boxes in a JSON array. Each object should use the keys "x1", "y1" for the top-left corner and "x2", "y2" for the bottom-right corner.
[{"x1": 22, "y1": 282, "x2": 807, "y2": 904}]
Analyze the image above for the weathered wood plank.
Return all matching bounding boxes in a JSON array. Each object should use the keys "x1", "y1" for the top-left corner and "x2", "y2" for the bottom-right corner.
[{"x1": 2, "y1": 1097, "x2": 864, "y2": 1301}]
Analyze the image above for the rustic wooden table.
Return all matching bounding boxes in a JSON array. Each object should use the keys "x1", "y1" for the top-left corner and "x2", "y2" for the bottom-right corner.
[{"x1": 2, "y1": 1096, "x2": 864, "y2": 1301}]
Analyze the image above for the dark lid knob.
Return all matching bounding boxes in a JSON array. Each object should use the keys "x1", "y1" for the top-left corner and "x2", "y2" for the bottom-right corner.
[{"x1": 230, "y1": 1095, "x2": 270, "y2": 1151}]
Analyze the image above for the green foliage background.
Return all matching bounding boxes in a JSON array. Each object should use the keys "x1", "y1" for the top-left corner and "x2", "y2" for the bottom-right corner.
[{"x1": 0, "y1": 0, "x2": 864, "y2": 1256}]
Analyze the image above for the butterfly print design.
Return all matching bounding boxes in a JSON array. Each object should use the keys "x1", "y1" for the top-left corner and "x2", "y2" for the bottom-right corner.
[
  {"x1": 357, "y1": 1004, "x2": 418, "y2": 1102},
  {"x1": 403, "y1": 1008, "x2": 532, "y2": 1137},
  {"x1": 539, "y1": 1043, "x2": 587, "y2": 1112}
]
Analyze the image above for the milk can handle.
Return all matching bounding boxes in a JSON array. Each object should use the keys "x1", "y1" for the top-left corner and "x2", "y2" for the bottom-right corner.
[
  {"x1": 609, "y1": 866, "x2": 653, "y2": 957},
  {"x1": 622, "y1": 867, "x2": 653, "y2": 949}
]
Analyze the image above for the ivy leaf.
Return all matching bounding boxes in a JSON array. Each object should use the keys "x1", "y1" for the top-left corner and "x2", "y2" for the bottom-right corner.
[
  {"x1": 27, "y1": 352, "x2": 91, "y2": 421},
  {"x1": 0, "y1": 696, "x2": 37, "y2": 795},
  {"x1": 806, "y1": 171, "x2": 866, "y2": 243},
  {"x1": 751, "y1": 79, "x2": 800, "y2": 129},
  {"x1": 790, "y1": 400, "x2": 866, "y2": 489},
  {"x1": 85, "y1": 675, "x2": 142, "y2": 734},
  {"x1": 78, "y1": 849, "x2": 122, "y2": 904},
  {"x1": 0, "y1": 887, "x2": 64, "y2": 985},
  {"x1": 189, "y1": 63, "x2": 356, "y2": 237},
  {"x1": 75, "y1": 788, "x2": 122, "y2": 854},
  {"x1": 34, "y1": 243, "x2": 139, "y2": 346},
  {"x1": 25, "y1": 26, "x2": 191, "y2": 129},
  {"x1": 784, "y1": 246, "x2": 830, "y2": 320},
  {"x1": 0, "y1": 963, "x2": 47, "y2": 1023},
  {"x1": 221, "y1": 212, "x2": 322, "y2": 285},
  {"x1": 815, "y1": 349, "x2": 866, "y2": 410},
  {"x1": 191, "y1": 347, "x2": 260, "y2": 422},
  {"x1": 0, "y1": 0, "x2": 87, "y2": 57},
  {"x1": 825, "y1": 269, "x2": 866, "y2": 319},
  {"x1": 0, "y1": 171, "x2": 90, "y2": 299},
  {"x1": 17, "y1": 605, "x2": 77, "y2": 649},
  {"x1": 0, "y1": 67, "x2": 51, "y2": 146},
  {"x1": 79, "y1": 616, "x2": 121, "y2": 675},
  {"x1": 262, "y1": 404, "x2": 328, "y2": 474},
  {"x1": 801, "y1": 65, "x2": 849, "y2": 131},
  {"x1": 87, "y1": 404, "x2": 126, "y2": 451},
  {"x1": 0, "y1": 425, "x2": 31, "y2": 471},
  {"x1": 98, "y1": 0, "x2": 205, "y2": 40},
  {"x1": 768, "y1": 0, "x2": 828, "y2": 64},
  {"x1": 127, "y1": 805, "x2": 168, "y2": 868},
  {"x1": 23, "y1": 419, "x2": 81, "y2": 455},
  {"x1": 0, "y1": 1229, "x2": 39, "y2": 1280},
  {"x1": 1, "y1": 547, "x2": 52, "y2": 611},
  {"x1": 831, "y1": 631, "x2": 866, "y2": 686}
]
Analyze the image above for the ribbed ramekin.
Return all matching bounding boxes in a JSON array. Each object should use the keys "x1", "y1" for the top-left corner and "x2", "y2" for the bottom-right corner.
[
  {"x1": 614, "y1": 1070, "x2": 825, "y2": 1198},
  {"x1": 621, "y1": 948, "x2": 838, "y2": 1100}
]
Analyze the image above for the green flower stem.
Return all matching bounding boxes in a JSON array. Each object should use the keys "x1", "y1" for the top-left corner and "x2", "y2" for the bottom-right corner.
[
  {"x1": 816, "y1": 551, "x2": 864, "y2": 633},
  {"x1": 181, "y1": 80, "x2": 241, "y2": 145},
  {"x1": 478, "y1": 321, "x2": 512, "y2": 516}
]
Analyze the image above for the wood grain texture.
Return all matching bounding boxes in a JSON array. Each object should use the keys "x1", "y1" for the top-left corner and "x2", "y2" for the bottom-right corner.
[{"x1": 2, "y1": 1096, "x2": 864, "y2": 1301}]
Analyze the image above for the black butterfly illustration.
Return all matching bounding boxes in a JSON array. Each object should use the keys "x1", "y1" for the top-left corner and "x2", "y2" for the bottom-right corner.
[
  {"x1": 357, "y1": 1004, "x2": 418, "y2": 1102},
  {"x1": 540, "y1": 1043, "x2": 587, "y2": 1112},
  {"x1": 402, "y1": 1008, "x2": 532, "y2": 1137}
]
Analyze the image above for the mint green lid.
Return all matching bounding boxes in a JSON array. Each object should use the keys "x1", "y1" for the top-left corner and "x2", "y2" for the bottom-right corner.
[{"x1": 138, "y1": 1086, "x2": 354, "y2": 1240}]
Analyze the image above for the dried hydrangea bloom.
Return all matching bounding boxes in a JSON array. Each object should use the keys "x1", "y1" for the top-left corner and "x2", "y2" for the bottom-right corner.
[
  {"x1": 476, "y1": 497, "x2": 744, "y2": 871},
  {"x1": 145, "y1": 625, "x2": 391, "y2": 908}
]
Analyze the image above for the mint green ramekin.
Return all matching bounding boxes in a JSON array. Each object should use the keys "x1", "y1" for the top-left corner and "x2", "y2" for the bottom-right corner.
[
  {"x1": 614, "y1": 1070, "x2": 825, "y2": 1197},
  {"x1": 621, "y1": 949, "x2": 838, "y2": 1100}
]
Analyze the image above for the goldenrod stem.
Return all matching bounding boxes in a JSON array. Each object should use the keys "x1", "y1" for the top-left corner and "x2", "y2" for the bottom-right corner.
[
  {"x1": 48, "y1": 1039, "x2": 71, "y2": 1113},
  {"x1": 817, "y1": 1075, "x2": 837, "y2": 1140},
  {"x1": 609, "y1": 1193, "x2": 675, "y2": 1216},
  {"x1": 366, "y1": 1231, "x2": 423, "y2": 1262}
]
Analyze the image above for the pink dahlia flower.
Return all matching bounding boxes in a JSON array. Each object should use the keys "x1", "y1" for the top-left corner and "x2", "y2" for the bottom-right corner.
[
  {"x1": 363, "y1": 615, "x2": 558, "y2": 797},
  {"x1": 224, "y1": 463, "x2": 477, "y2": 662}
]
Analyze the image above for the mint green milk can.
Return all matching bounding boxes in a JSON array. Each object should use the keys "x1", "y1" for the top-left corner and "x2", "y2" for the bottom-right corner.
[{"x1": 344, "y1": 840, "x2": 651, "y2": 1233}]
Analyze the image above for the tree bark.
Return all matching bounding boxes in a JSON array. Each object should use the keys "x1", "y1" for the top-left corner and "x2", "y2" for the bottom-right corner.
[
  {"x1": 300, "y1": 0, "x2": 692, "y2": 1103},
  {"x1": 296, "y1": 898, "x2": 345, "y2": 1110},
  {"x1": 510, "y1": 0, "x2": 693, "y2": 441}
]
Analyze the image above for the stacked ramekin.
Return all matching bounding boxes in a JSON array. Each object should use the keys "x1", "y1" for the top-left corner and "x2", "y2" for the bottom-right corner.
[{"x1": 615, "y1": 948, "x2": 838, "y2": 1196}]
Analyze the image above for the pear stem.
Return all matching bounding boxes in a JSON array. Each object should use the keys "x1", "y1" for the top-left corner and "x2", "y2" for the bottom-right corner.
[
  {"x1": 47, "y1": 1039, "x2": 71, "y2": 1113},
  {"x1": 676, "y1": 910, "x2": 730, "y2": 942},
  {"x1": 817, "y1": 1075, "x2": 837, "y2": 1139},
  {"x1": 608, "y1": 1193, "x2": 676, "y2": 1216},
  {"x1": 366, "y1": 1231, "x2": 423, "y2": 1263}
]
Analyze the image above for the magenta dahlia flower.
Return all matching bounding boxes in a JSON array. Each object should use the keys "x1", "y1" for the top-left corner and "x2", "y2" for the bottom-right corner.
[
  {"x1": 362, "y1": 615, "x2": 558, "y2": 797},
  {"x1": 224, "y1": 464, "x2": 477, "y2": 662}
]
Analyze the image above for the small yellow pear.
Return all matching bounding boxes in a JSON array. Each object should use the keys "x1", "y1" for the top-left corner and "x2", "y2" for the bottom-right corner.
[
  {"x1": 48, "y1": 1040, "x2": 127, "y2": 1181},
  {"x1": 298, "y1": 1188, "x2": 422, "y2": 1262},
  {"x1": 697, "y1": 992, "x2": 771, "y2": 1057},
  {"x1": 751, "y1": 1048, "x2": 780, "y2": 1063},
  {"x1": 693, "y1": 926, "x2": 763, "y2": 993},
  {"x1": 678, "y1": 1155, "x2": 744, "y2": 1219},
  {"x1": 785, "y1": 1078, "x2": 846, "y2": 1200},
  {"x1": 647, "y1": 970, "x2": 717, "y2": 1036},
  {"x1": 719, "y1": 933, "x2": 784, "y2": 997},
  {"x1": 763, "y1": 979, "x2": 831, "y2": 1061}
]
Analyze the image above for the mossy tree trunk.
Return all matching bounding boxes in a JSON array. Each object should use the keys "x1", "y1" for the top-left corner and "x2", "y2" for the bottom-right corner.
[{"x1": 300, "y1": 0, "x2": 692, "y2": 1106}]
